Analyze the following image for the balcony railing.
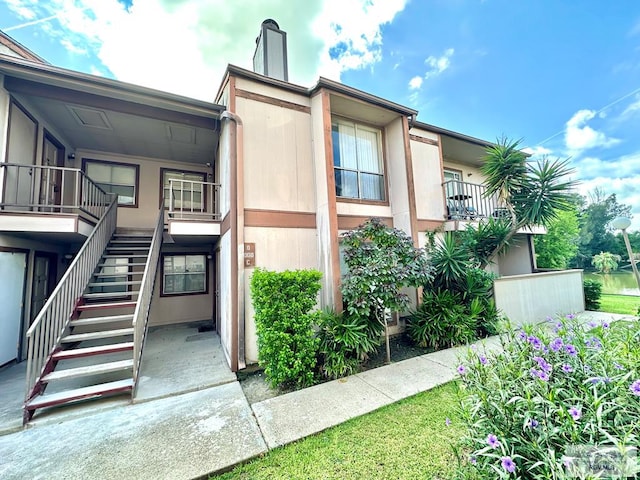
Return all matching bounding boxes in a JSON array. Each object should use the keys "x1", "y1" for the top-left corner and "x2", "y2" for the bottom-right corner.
[
  {"x1": 443, "y1": 180, "x2": 502, "y2": 220},
  {"x1": 0, "y1": 163, "x2": 111, "y2": 220},
  {"x1": 167, "y1": 178, "x2": 221, "y2": 220}
]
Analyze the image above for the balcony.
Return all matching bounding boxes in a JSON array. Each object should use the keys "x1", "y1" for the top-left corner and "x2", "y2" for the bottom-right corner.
[
  {"x1": 166, "y1": 178, "x2": 222, "y2": 238},
  {"x1": 0, "y1": 163, "x2": 112, "y2": 240}
]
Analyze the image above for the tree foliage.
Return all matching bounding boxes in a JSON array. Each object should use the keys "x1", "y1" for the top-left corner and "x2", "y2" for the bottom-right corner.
[
  {"x1": 479, "y1": 138, "x2": 578, "y2": 268},
  {"x1": 592, "y1": 251, "x2": 621, "y2": 274},
  {"x1": 340, "y1": 218, "x2": 433, "y2": 362},
  {"x1": 534, "y1": 205, "x2": 580, "y2": 269}
]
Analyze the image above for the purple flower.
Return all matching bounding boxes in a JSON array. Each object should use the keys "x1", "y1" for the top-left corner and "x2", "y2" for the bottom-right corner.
[
  {"x1": 550, "y1": 337, "x2": 564, "y2": 352},
  {"x1": 516, "y1": 330, "x2": 527, "y2": 341},
  {"x1": 457, "y1": 365, "x2": 467, "y2": 375},
  {"x1": 479, "y1": 354, "x2": 488, "y2": 365},
  {"x1": 527, "y1": 336, "x2": 543, "y2": 350},
  {"x1": 568, "y1": 406, "x2": 582, "y2": 421},
  {"x1": 585, "y1": 337, "x2": 602, "y2": 350},
  {"x1": 445, "y1": 417, "x2": 451, "y2": 426},
  {"x1": 630, "y1": 380, "x2": 640, "y2": 396},
  {"x1": 602, "y1": 321, "x2": 610, "y2": 329},
  {"x1": 469, "y1": 455, "x2": 477, "y2": 465},
  {"x1": 562, "y1": 364, "x2": 574, "y2": 373},
  {"x1": 566, "y1": 314, "x2": 575, "y2": 320},
  {"x1": 588, "y1": 320, "x2": 598, "y2": 328},
  {"x1": 501, "y1": 456, "x2": 516, "y2": 473},
  {"x1": 538, "y1": 371, "x2": 550, "y2": 382},
  {"x1": 614, "y1": 363, "x2": 624, "y2": 370},
  {"x1": 533, "y1": 356, "x2": 552, "y2": 373},
  {"x1": 526, "y1": 418, "x2": 539, "y2": 428},
  {"x1": 486, "y1": 434, "x2": 500, "y2": 448},
  {"x1": 565, "y1": 344, "x2": 578, "y2": 356}
]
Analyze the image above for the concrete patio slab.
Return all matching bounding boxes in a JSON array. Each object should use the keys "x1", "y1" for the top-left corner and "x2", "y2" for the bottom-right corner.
[
  {"x1": 356, "y1": 355, "x2": 454, "y2": 401},
  {"x1": 252, "y1": 375, "x2": 393, "y2": 449},
  {"x1": 0, "y1": 382, "x2": 266, "y2": 480},
  {"x1": 0, "y1": 362, "x2": 26, "y2": 435},
  {"x1": 135, "y1": 324, "x2": 236, "y2": 403}
]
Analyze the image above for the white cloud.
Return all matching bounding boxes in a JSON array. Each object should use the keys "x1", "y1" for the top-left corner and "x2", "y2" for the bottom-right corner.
[
  {"x1": 424, "y1": 48, "x2": 454, "y2": 79},
  {"x1": 622, "y1": 94, "x2": 640, "y2": 117},
  {"x1": 522, "y1": 145, "x2": 552, "y2": 157},
  {"x1": 564, "y1": 109, "x2": 620, "y2": 152},
  {"x1": 3, "y1": 0, "x2": 408, "y2": 100},
  {"x1": 408, "y1": 75, "x2": 423, "y2": 90},
  {"x1": 59, "y1": 38, "x2": 88, "y2": 55}
]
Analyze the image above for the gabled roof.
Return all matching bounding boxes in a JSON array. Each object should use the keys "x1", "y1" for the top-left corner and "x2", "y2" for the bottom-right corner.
[{"x1": 0, "y1": 30, "x2": 49, "y2": 64}]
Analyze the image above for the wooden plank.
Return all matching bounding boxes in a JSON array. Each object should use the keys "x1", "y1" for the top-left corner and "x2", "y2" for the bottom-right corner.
[
  {"x1": 107, "y1": 247, "x2": 150, "y2": 250},
  {"x1": 61, "y1": 328, "x2": 134, "y2": 342},
  {"x1": 70, "y1": 314, "x2": 134, "y2": 327},
  {"x1": 87, "y1": 280, "x2": 141, "y2": 287},
  {"x1": 25, "y1": 379, "x2": 133, "y2": 410},
  {"x1": 97, "y1": 262, "x2": 146, "y2": 268},
  {"x1": 76, "y1": 301, "x2": 136, "y2": 311},
  {"x1": 102, "y1": 254, "x2": 148, "y2": 258},
  {"x1": 52, "y1": 342, "x2": 134, "y2": 360},
  {"x1": 42, "y1": 359, "x2": 133, "y2": 382},
  {"x1": 83, "y1": 291, "x2": 140, "y2": 299}
]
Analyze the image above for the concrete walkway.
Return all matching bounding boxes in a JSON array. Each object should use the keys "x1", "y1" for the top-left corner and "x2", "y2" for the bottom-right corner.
[{"x1": 0, "y1": 311, "x2": 632, "y2": 480}]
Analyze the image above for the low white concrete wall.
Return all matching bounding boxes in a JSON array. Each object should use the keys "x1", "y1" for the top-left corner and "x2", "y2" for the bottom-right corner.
[{"x1": 494, "y1": 269, "x2": 584, "y2": 326}]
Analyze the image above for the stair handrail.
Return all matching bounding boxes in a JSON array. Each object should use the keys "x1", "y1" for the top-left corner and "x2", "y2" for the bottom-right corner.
[
  {"x1": 24, "y1": 195, "x2": 118, "y2": 401},
  {"x1": 131, "y1": 206, "x2": 164, "y2": 394}
]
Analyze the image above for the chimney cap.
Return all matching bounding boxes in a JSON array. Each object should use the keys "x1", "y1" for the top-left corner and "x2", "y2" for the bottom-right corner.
[{"x1": 262, "y1": 19, "x2": 280, "y2": 29}]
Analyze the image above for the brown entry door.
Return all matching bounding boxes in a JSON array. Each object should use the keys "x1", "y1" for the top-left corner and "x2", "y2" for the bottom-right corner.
[
  {"x1": 39, "y1": 135, "x2": 64, "y2": 210},
  {"x1": 30, "y1": 254, "x2": 56, "y2": 325}
]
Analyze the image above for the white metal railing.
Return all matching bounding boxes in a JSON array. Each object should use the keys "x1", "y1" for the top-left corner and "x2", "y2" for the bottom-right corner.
[
  {"x1": 168, "y1": 178, "x2": 220, "y2": 220},
  {"x1": 24, "y1": 196, "x2": 118, "y2": 401},
  {"x1": 0, "y1": 163, "x2": 111, "y2": 219},
  {"x1": 443, "y1": 180, "x2": 501, "y2": 220},
  {"x1": 132, "y1": 206, "x2": 164, "y2": 394}
]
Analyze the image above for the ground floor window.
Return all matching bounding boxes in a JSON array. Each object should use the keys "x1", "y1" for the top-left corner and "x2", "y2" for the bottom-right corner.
[{"x1": 162, "y1": 254, "x2": 208, "y2": 296}]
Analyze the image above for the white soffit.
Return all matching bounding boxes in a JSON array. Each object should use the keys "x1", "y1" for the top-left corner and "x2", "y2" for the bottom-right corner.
[{"x1": 67, "y1": 105, "x2": 113, "y2": 130}]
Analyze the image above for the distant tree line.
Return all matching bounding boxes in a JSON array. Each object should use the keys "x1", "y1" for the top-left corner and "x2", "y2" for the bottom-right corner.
[{"x1": 534, "y1": 187, "x2": 638, "y2": 271}]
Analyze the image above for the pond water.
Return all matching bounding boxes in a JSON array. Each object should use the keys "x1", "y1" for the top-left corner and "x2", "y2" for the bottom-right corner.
[{"x1": 584, "y1": 271, "x2": 640, "y2": 296}]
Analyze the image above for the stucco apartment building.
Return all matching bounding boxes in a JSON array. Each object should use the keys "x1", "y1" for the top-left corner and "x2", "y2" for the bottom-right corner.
[{"x1": 0, "y1": 21, "x2": 584, "y2": 419}]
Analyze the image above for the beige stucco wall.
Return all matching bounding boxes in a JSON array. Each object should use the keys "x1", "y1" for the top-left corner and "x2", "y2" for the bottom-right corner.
[
  {"x1": 443, "y1": 159, "x2": 484, "y2": 183},
  {"x1": 243, "y1": 226, "x2": 320, "y2": 364},
  {"x1": 385, "y1": 117, "x2": 412, "y2": 236},
  {"x1": 74, "y1": 150, "x2": 211, "y2": 229},
  {"x1": 494, "y1": 269, "x2": 585, "y2": 326},
  {"x1": 234, "y1": 77, "x2": 310, "y2": 109},
  {"x1": 236, "y1": 97, "x2": 315, "y2": 213},
  {"x1": 410, "y1": 138, "x2": 445, "y2": 222},
  {"x1": 218, "y1": 231, "x2": 232, "y2": 367},
  {"x1": 498, "y1": 234, "x2": 533, "y2": 276}
]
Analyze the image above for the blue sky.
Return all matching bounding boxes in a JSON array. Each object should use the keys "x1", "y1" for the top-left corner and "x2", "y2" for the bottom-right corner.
[{"x1": 2, "y1": 0, "x2": 640, "y2": 229}]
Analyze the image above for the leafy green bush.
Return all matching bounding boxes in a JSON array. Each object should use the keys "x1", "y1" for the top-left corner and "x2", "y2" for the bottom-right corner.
[
  {"x1": 316, "y1": 309, "x2": 378, "y2": 379},
  {"x1": 250, "y1": 268, "x2": 322, "y2": 389},
  {"x1": 583, "y1": 278, "x2": 602, "y2": 310},
  {"x1": 455, "y1": 316, "x2": 640, "y2": 478},
  {"x1": 407, "y1": 290, "x2": 476, "y2": 349}
]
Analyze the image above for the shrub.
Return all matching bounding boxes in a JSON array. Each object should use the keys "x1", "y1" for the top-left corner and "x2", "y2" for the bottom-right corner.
[
  {"x1": 407, "y1": 290, "x2": 476, "y2": 349},
  {"x1": 250, "y1": 268, "x2": 322, "y2": 389},
  {"x1": 455, "y1": 315, "x2": 640, "y2": 479},
  {"x1": 583, "y1": 278, "x2": 602, "y2": 310},
  {"x1": 316, "y1": 309, "x2": 378, "y2": 379}
]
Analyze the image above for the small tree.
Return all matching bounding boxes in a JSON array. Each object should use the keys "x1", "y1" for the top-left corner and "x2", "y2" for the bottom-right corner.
[
  {"x1": 340, "y1": 218, "x2": 433, "y2": 363},
  {"x1": 592, "y1": 251, "x2": 621, "y2": 274},
  {"x1": 479, "y1": 138, "x2": 578, "y2": 268}
]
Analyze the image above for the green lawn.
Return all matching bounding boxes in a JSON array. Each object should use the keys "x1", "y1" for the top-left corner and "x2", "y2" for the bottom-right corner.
[
  {"x1": 214, "y1": 382, "x2": 462, "y2": 480},
  {"x1": 598, "y1": 294, "x2": 640, "y2": 315}
]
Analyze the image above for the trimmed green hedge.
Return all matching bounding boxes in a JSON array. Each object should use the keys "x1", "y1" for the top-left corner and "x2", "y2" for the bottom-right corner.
[{"x1": 250, "y1": 268, "x2": 322, "y2": 389}]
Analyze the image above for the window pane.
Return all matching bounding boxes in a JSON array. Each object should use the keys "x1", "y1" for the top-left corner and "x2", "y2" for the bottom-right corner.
[
  {"x1": 335, "y1": 169, "x2": 358, "y2": 198},
  {"x1": 185, "y1": 273, "x2": 206, "y2": 292},
  {"x1": 333, "y1": 122, "x2": 358, "y2": 169},
  {"x1": 186, "y1": 255, "x2": 206, "y2": 272},
  {"x1": 86, "y1": 163, "x2": 111, "y2": 183},
  {"x1": 360, "y1": 173, "x2": 384, "y2": 201},
  {"x1": 112, "y1": 165, "x2": 136, "y2": 184},
  {"x1": 356, "y1": 127, "x2": 381, "y2": 173}
]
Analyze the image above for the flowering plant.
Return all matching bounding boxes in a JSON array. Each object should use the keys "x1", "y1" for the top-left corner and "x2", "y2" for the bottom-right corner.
[{"x1": 454, "y1": 315, "x2": 640, "y2": 478}]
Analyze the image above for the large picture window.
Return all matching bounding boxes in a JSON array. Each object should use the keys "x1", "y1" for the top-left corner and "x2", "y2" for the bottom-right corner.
[
  {"x1": 161, "y1": 169, "x2": 206, "y2": 210},
  {"x1": 84, "y1": 159, "x2": 139, "y2": 206},
  {"x1": 162, "y1": 254, "x2": 208, "y2": 296},
  {"x1": 332, "y1": 119, "x2": 385, "y2": 201}
]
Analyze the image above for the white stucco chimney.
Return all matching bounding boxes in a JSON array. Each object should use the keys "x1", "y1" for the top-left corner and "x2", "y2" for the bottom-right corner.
[{"x1": 253, "y1": 19, "x2": 288, "y2": 82}]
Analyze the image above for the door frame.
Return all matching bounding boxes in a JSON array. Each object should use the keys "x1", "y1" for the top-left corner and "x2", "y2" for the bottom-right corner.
[
  {"x1": 41, "y1": 129, "x2": 66, "y2": 208},
  {"x1": 0, "y1": 247, "x2": 29, "y2": 366}
]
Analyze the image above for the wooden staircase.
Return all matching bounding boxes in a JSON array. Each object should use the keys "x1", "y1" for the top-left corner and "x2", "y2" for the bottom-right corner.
[{"x1": 24, "y1": 233, "x2": 153, "y2": 421}]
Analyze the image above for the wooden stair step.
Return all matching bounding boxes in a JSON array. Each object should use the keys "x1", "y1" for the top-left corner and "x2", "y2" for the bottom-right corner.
[
  {"x1": 93, "y1": 272, "x2": 143, "y2": 278},
  {"x1": 70, "y1": 314, "x2": 134, "y2": 327},
  {"x1": 107, "y1": 247, "x2": 150, "y2": 251},
  {"x1": 25, "y1": 379, "x2": 133, "y2": 411},
  {"x1": 97, "y1": 262, "x2": 146, "y2": 268},
  {"x1": 41, "y1": 359, "x2": 133, "y2": 383},
  {"x1": 62, "y1": 328, "x2": 134, "y2": 343},
  {"x1": 52, "y1": 342, "x2": 134, "y2": 360},
  {"x1": 88, "y1": 280, "x2": 141, "y2": 287},
  {"x1": 110, "y1": 239, "x2": 152, "y2": 244},
  {"x1": 102, "y1": 254, "x2": 149, "y2": 258},
  {"x1": 83, "y1": 291, "x2": 139, "y2": 299},
  {"x1": 77, "y1": 301, "x2": 136, "y2": 311}
]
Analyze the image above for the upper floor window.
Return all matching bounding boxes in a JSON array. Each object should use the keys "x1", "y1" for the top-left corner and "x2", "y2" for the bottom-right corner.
[
  {"x1": 84, "y1": 159, "x2": 138, "y2": 207},
  {"x1": 161, "y1": 169, "x2": 206, "y2": 210},
  {"x1": 332, "y1": 119, "x2": 385, "y2": 201}
]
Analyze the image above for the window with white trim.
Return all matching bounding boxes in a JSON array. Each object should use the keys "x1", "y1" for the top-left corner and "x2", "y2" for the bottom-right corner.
[
  {"x1": 162, "y1": 254, "x2": 207, "y2": 296},
  {"x1": 84, "y1": 159, "x2": 138, "y2": 206},
  {"x1": 332, "y1": 119, "x2": 385, "y2": 201}
]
